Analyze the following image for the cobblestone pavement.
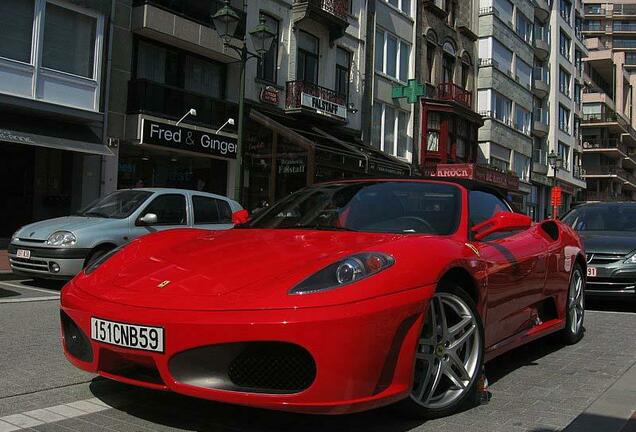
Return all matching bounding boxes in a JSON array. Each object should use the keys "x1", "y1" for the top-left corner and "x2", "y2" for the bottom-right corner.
[{"x1": 0, "y1": 279, "x2": 635, "y2": 432}]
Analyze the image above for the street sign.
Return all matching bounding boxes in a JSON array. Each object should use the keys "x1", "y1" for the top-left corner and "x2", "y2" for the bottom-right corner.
[{"x1": 392, "y1": 79, "x2": 426, "y2": 104}]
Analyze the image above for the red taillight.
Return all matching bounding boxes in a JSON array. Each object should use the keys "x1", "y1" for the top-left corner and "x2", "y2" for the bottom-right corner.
[{"x1": 232, "y1": 209, "x2": 249, "y2": 225}]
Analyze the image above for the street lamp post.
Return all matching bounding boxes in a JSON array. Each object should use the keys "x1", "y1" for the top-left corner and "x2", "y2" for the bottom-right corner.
[
  {"x1": 212, "y1": 1, "x2": 275, "y2": 204},
  {"x1": 547, "y1": 150, "x2": 563, "y2": 219}
]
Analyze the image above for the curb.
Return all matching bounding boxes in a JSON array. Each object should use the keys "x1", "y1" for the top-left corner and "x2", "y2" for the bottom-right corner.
[{"x1": 563, "y1": 361, "x2": 636, "y2": 432}]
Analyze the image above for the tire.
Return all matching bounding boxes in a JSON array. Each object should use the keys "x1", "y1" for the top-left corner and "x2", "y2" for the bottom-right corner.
[
  {"x1": 396, "y1": 282, "x2": 485, "y2": 419},
  {"x1": 84, "y1": 247, "x2": 112, "y2": 269},
  {"x1": 560, "y1": 263, "x2": 585, "y2": 345}
]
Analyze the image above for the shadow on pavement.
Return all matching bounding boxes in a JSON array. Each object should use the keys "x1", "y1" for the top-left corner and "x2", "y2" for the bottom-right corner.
[
  {"x1": 586, "y1": 298, "x2": 636, "y2": 314},
  {"x1": 0, "y1": 287, "x2": 20, "y2": 298},
  {"x1": 21, "y1": 278, "x2": 67, "y2": 291}
]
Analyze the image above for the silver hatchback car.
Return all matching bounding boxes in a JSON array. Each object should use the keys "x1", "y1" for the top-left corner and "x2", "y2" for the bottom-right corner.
[{"x1": 9, "y1": 188, "x2": 244, "y2": 280}]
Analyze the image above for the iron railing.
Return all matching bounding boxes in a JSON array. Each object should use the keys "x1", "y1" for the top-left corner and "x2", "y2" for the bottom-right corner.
[
  {"x1": 285, "y1": 80, "x2": 347, "y2": 112},
  {"x1": 437, "y1": 82, "x2": 472, "y2": 108},
  {"x1": 293, "y1": 0, "x2": 349, "y2": 21}
]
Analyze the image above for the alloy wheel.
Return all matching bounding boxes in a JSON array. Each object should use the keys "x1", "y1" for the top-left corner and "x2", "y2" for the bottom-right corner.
[
  {"x1": 410, "y1": 292, "x2": 481, "y2": 410},
  {"x1": 568, "y1": 268, "x2": 584, "y2": 335}
]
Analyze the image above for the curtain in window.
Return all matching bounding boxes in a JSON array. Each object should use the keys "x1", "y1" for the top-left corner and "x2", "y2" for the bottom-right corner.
[
  {"x1": 136, "y1": 41, "x2": 167, "y2": 83},
  {"x1": 492, "y1": 39, "x2": 513, "y2": 74},
  {"x1": 372, "y1": 103, "x2": 382, "y2": 149},
  {"x1": 384, "y1": 105, "x2": 396, "y2": 154},
  {"x1": 0, "y1": 0, "x2": 34, "y2": 63},
  {"x1": 398, "y1": 111, "x2": 409, "y2": 158},
  {"x1": 184, "y1": 56, "x2": 222, "y2": 98},
  {"x1": 42, "y1": 3, "x2": 96, "y2": 78}
]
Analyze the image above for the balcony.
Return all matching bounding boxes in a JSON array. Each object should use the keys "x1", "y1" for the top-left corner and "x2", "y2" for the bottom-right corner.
[
  {"x1": 533, "y1": 34, "x2": 550, "y2": 61},
  {"x1": 613, "y1": 22, "x2": 636, "y2": 33},
  {"x1": 533, "y1": 108, "x2": 549, "y2": 138},
  {"x1": 533, "y1": 148, "x2": 549, "y2": 175},
  {"x1": 534, "y1": 0, "x2": 550, "y2": 22},
  {"x1": 292, "y1": 0, "x2": 349, "y2": 43},
  {"x1": 582, "y1": 139, "x2": 627, "y2": 158},
  {"x1": 532, "y1": 68, "x2": 549, "y2": 98},
  {"x1": 285, "y1": 80, "x2": 348, "y2": 122},
  {"x1": 582, "y1": 22, "x2": 604, "y2": 33},
  {"x1": 127, "y1": 79, "x2": 238, "y2": 129},
  {"x1": 573, "y1": 166, "x2": 586, "y2": 180},
  {"x1": 131, "y1": 0, "x2": 244, "y2": 62},
  {"x1": 584, "y1": 166, "x2": 636, "y2": 188},
  {"x1": 437, "y1": 82, "x2": 472, "y2": 108},
  {"x1": 583, "y1": 190, "x2": 623, "y2": 202},
  {"x1": 584, "y1": 5, "x2": 604, "y2": 16},
  {"x1": 582, "y1": 111, "x2": 636, "y2": 140},
  {"x1": 613, "y1": 4, "x2": 636, "y2": 17}
]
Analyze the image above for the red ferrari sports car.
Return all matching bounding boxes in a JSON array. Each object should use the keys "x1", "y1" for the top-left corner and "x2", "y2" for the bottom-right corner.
[{"x1": 60, "y1": 179, "x2": 586, "y2": 418}]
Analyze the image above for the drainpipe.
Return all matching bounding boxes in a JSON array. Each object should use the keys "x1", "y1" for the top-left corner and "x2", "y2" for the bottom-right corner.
[
  {"x1": 100, "y1": 0, "x2": 117, "y2": 197},
  {"x1": 361, "y1": 0, "x2": 376, "y2": 148}
]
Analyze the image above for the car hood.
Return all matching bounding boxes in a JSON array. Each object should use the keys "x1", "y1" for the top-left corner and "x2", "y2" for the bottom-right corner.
[
  {"x1": 73, "y1": 228, "x2": 429, "y2": 311},
  {"x1": 578, "y1": 231, "x2": 636, "y2": 255},
  {"x1": 15, "y1": 216, "x2": 114, "y2": 241}
]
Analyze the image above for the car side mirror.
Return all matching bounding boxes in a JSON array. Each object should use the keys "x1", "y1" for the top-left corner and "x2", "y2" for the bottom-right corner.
[
  {"x1": 232, "y1": 209, "x2": 249, "y2": 225},
  {"x1": 472, "y1": 212, "x2": 532, "y2": 241},
  {"x1": 137, "y1": 213, "x2": 158, "y2": 226}
]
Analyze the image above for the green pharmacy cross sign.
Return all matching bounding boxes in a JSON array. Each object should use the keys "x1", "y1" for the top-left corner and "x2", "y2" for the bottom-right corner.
[{"x1": 392, "y1": 79, "x2": 426, "y2": 104}]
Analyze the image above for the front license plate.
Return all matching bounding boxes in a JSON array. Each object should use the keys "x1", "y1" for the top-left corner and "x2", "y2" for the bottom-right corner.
[
  {"x1": 16, "y1": 249, "x2": 31, "y2": 259},
  {"x1": 90, "y1": 318, "x2": 164, "y2": 353},
  {"x1": 587, "y1": 267, "x2": 597, "y2": 277}
]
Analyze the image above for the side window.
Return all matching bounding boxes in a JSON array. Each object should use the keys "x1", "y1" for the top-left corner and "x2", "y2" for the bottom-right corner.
[
  {"x1": 141, "y1": 194, "x2": 187, "y2": 225},
  {"x1": 193, "y1": 196, "x2": 233, "y2": 224},
  {"x1": 469, "y1": 190, "x2": 510, "y2": 227}
]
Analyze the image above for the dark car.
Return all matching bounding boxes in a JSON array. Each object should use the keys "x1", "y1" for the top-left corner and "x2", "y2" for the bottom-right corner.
[{"x1": 562, "y1": 202, "x2": 636, "y2": 297}]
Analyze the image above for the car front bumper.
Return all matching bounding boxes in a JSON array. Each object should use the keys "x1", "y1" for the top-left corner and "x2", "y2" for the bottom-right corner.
[
  {"x1": 60, "y1": 280, "x2": 432, "y2": 414},
  {"x1": 586, "y1": 261, "x2": 636, "y2": 296},
  {"x1": 8, "y1": 243, "x2": 90, "y2": 279}
]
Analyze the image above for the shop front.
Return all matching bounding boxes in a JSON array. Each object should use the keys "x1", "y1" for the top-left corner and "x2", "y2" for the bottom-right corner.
[
  {"x1": 121, "y1": 115, "x2": 237, "y2": 196},
  {"x1": 244, "y1": 110, "x2": 411, "y2": 211}
]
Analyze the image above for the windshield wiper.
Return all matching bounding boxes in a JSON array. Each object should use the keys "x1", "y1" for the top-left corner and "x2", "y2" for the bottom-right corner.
[{"x1": 295, "y1": 225, "x2": 358, "y2": 232}]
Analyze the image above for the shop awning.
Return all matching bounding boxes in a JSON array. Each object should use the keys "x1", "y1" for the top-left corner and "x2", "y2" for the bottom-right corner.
[{"x1": 0, "y1": 112, "x2": 112, "y2": 156}]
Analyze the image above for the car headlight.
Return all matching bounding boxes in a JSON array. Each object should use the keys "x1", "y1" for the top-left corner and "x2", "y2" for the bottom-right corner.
[
  {"x1": 46, "y1": 231, "x2": 77, "y2": 247},
  {"x1": 624, "y1": 252, "x2": 636, "y2": 264},
  {"x1": 289, "y1": 252, "x2": 394, "y2": 295},
  {"x1": 84, "y1": 246, "x2": 124, "y2": 275},
  {"x1": 11, "y1": 230, "x2": 19, "y2": 242}
]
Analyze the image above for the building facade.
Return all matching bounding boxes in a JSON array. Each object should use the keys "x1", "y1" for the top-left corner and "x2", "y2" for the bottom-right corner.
[
  {"x1": 581, "y1": 0, "x2": 636, "y2": 201},
  {"x1": 0, "y1": 0, "x2": 115, "y2": 241}
]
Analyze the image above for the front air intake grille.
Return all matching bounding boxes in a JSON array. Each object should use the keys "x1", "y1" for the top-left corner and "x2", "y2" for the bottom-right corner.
[
  {"x1": 227, "y1": 342, "x2": 316, "y2": 393},
  {"x1": 60, "y1": 311, "x2": 93, "y2": 363}
]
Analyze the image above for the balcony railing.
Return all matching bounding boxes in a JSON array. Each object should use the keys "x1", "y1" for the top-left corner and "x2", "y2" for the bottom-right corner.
[
  {"x1": 583, "y1": 139, "x2": 627, "y2": 153},
  {"x1": 583, "y1": 22, "x2": 603, "y2": 32},
  {"x1": 584, "y1": 166, "x2": 636, "y2": 184},
  {"x1": 285, "y1": 80, "x2": 347, "y2": 113},
  {"x1": 437, "y1": 82, "x2": 472, "y2": 108},
  {"x1": 127, "y1": 79, "x2": 238, "y2": 128},
  {"x1": 614, "y1": 22, "x2": 636, "y2": 32},
  {"x1": 584, "y1": 5, "x2": 603, "y2": 15},
  {"x1": 293, "y1": 0, "x2": 349, "y2": 21},
  {"x1": 573, "y1": 166, "x2": 586, "y2": 180},
  {"x1": 583, "y1": 112, "x2": 620, "y2": 123},
  {"x1": 132, "y1": 0, "x2": 246, "y2": 37},
  {"x1": 614, "y1": 4, "x2": 636, "y2": 16}
]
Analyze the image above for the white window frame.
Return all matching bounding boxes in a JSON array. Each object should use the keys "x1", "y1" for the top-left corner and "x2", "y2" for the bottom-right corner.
[
  {"x1": 373, "y1": 100, "x2": 412, "y2": 160},
  {"x1": 382, "y1": 0, "x2": 412, "y2": 16},
  {"x1": 375, "y1": 28, "x2": 411, "y2": 83},
  {"x1": 0, "y1": 0, "x2": 104, "y2": 111}
]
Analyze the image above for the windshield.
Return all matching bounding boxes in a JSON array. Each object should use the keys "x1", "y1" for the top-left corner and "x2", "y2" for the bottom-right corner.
[
  {"x1": 77, "y1": 190, "x2": 152, "y2": 219},
  {"x1": 563, "y1": 204, "x2": 636, "y2": 232},
  {"x1": 247, "y1": 182, "x2": 461, "y2": 235}
]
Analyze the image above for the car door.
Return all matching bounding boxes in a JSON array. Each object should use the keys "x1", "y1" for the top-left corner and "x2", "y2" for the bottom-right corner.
[
  {"x1": 469, "y1": 190, "x2": 549, "y2": 347},
  {"x1": 191, "y1": 195, "x2": 234, "y2": 230},
  {"x1": 130, "y1": 193, "x2": 189, "y2": 238}
]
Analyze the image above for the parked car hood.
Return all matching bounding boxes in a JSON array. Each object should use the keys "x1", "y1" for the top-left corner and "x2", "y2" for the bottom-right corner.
[
  {"x1": 72, "y1": 228, "x2": 437, "y2": 311},
  {"x1": 578, "y1": 231, "x2": 636, "y2": 255},
  {"x1": 14, "y1": 216, "x2": 117, "y2": 242}
]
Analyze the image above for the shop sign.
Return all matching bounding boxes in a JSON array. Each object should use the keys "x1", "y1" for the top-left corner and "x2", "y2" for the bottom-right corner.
[
  {"x1": 301, "y1": 93, "x2": 347, "y2": 120},
  {"x1": 141, "y1": 119, "x2": 237, "y2": 160},
  {"x1": 278, "y1": 158, "x2": 306, "y2": 174},
  {"x1": 423, "y1": 163, "x2": 520, "y2": 191},
  {"x1": 259, "y1": 86, "x2": 280, "y2": 106},
  {"x1": 0, "y1": 129, "x2": 35, "y2": 144},
  {"x1": 551, "y1": 186, "x2": 563, "y2": 206}
]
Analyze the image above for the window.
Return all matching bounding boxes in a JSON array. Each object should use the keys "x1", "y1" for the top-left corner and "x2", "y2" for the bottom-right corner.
[
  {"x1": 469, "y1": 190, "x2": 511, "y2": 228},
  {"x1": 141, "y1": 194, "x2": 187, "y2": 225},
  {"x1": 257, "y1": 13, "x2": 279, "y2": 83},
  {"x1": 495, "y1": 0, "x2": 513, "y2": 25},
  {"x1": 461, "y1": 54, "x2": 472, "y2": 89},
  {"x1": 558, "y1": 141, "x2": 570, "y2": 170},
  {"x1": 335, "y1": 47, "x2": 351, "y2": 98},
  {"x1": 375, "y1": 29, "x2": 410, "y2": 81},
  {"x1": 193, "y1": 196, "x2": 232, "y2": 224},
  {"x1": 560, "y1": 30, "x2": 571, "y2": 60},
  {"x1": 574, "y1": 83, "x2": 582, "y2": 105},
  {"x1": 516, "y1": 58, "x2": 532, "y2": 89},
  {"x1": 560, "y1": 0, "x2": 572, "y2": 24},
  {"x1": 559, "y1": 104, "x2": 571, "y2": 134},
  {"x1": 514, "y1": 105, "x2": 531, "y2": 135},
  {"x1": 513, "y1": 152, "x2": 530, "y2": 181},
  {"x1": 559, "y1": 67, "x2": 571, "y2": 97},
  {"x1": 490, "y1": 157, "x2": 510, "y2": 172},
  {"x1": 427, "y1": 112, "x2": 441, "y2": 152},
  {"x1": 384, "y1": 0, "x2": 410, "y2": 15},
  {"x1": 446, "y1": 0, "x2": 457, "y2": 27},
  {"x1": 535, "y1": 21, "x2": 550, "y2": 43},
  {"x1": 426, "y1": 43, "x2": 436, "y2": 82},
  {"x1": 575, "y1": 49, "x2": 583, "y2": 74},
  {"x1": 456, "y1": 120, "x2": 469, "y2": 160},
  {"x1": 493, "y1": 91, "x2": 512, "y2": 124},
  {"x1": 442, "y1": 42, "x2": 456, "y2": 83},
  {"x1": 0, "y1": 0, "x2": 34, "y2": 63},
  {"x1": 480, "y1": 38, "x2": 513, "y2": 75},
  {"x1": 297, "y1": 31, "x2": 319, "y2": 84},
  {"x1": 42, "y1": 3, "x2": 97, "y2": 78},
  {"x1": 574, "y1": 115, "x2": 581, "y2": 138},
  {"x1": 373, "y1": 102, "x2": 410, "y2": 157},
  {"x1": 516, "y1": 12, "x2": 533, "y2": 44}
]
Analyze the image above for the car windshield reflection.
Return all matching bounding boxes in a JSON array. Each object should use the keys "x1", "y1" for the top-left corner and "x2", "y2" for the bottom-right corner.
[
  {"x1": 246, "y1": 182, "x2": 461, "y2": 235},
  {"x1": 563, "y1": 203, "x2": 636, "y2": 232},
  {"x1": 77, "y1": 190, "x2": 152, "y2": 219}
]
